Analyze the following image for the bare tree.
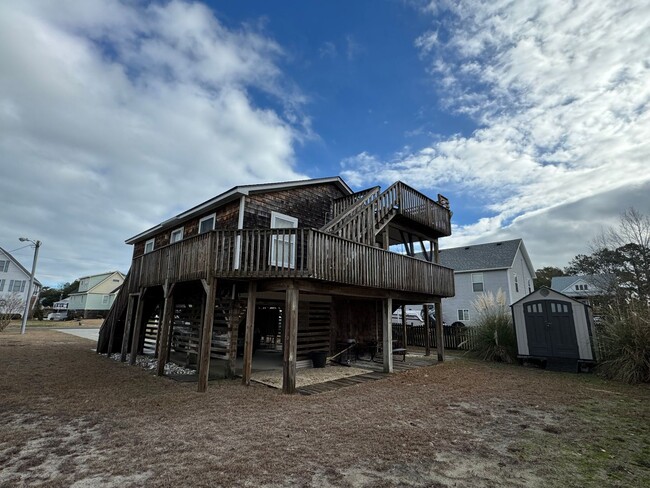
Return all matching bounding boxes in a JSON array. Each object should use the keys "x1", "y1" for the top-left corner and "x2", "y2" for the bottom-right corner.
[
  {"x1": 0, "y1": 294, "x2": 26, "y2": 332},
  {"x1": 567, "y1": 208, "x2": 650, "y2": 302}
]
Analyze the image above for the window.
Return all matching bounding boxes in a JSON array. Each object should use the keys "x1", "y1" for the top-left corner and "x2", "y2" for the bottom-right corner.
[
  {"x1": 471, "y1": 273, "x2": 484, "y2": 292},
  {"x1": 102, "y1": 295, "x2": 110, "y2": 304},
  {"x1": 0, "y1": 279, "x2": 4, "y2": 291},
  {"x1": 528, "y1": 279, "x2": 532, "y2": 293},
  {"x1": 144, "y1": 239, "x2": 155, "y2": 254},
  {"x1": 269, "y1": 211, "x2": 298, "y2": 268},
  {"x1": 8, "y1": 280, "x2": 26, "y2": 292},
  {"x1": 575, "y1": 284, "x2": 588, "y2": 291},
  {"x1": 514, "y1": 273, "x2": 519, "y2": 293},
  {"x1": 199, "y1": 214, "x2": 216, "y2": 234},
  {"x1": 170, "y1": 227, "x2": 184, "y2": 243},
  {"x1": 457, "y1": 309, "x2": 470, "y2": 321},
  {"x1": 0, "y1": 260, "x2": 8, "y2": 272}
]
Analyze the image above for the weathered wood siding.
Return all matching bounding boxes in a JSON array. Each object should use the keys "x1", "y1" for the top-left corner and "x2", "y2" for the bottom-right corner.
[
  {"x1": 243, "y1": 183, "x2": 345, "y2": 229},
  {"x1": 132, "y1": 200, "x2": 240, "y2": 259}
]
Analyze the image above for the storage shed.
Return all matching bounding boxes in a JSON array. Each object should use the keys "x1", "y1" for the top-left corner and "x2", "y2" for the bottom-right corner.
[{"x1": 511, "y1": 287, "x2": 595, "y2": 370}]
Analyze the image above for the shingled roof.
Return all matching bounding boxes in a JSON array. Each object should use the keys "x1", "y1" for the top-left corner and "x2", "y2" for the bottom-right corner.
[{"x1": 426, "y1": 239, "x2": 525, "y2": 272}]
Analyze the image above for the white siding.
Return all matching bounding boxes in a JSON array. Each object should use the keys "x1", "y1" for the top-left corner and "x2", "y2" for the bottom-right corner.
[{"x1": 0, "y1": 249, "x2": 40, "y2": 317}]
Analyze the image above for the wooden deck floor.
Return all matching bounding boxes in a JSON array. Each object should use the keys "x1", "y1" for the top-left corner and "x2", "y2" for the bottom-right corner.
[{"x1": 296, "y1": 355, "x2": 438, "y2": 396}]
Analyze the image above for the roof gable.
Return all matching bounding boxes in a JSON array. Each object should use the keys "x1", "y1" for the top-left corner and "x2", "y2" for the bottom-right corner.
[
  {"x1": 511, "y1": 286, "x2": 590, "y2": 308},
  {"x1": 0, "y1": 246, "x2": 42, "y2": 286},
  {"x1": 551, "y1": 274, "x2": 612, "y2": 294}
]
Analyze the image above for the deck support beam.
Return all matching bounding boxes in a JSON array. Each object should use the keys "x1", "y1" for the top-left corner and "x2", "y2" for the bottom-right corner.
[
  {"x1": 242, "y1": 281, "x2": 257, "y2": 386},
  {"x1": 198, "y1": 277, "x2": 217, "y2": 393},
  {"x1": 424, "y1": 303, "x2": 431, "y2": 357},
  {"x1": 401, "y1": 304, "x2": 408, "y2": 348},
  {"x1": 382, "y1": 297, "x2": 393, "y2": 373},
  {"x1": 226, "y1": 299, "x2": 241, "y2": 379},
  {"x1": 156, "y1": 281, "x2": 175, "y2": 377},
  {"x1": 120, "y1": 294, "x2": 137, "y2": 362},
  {"x1": 283, "y1": 282, "x2": 299, "y2": 394},
  {"x1": 129, "y1": 289, "x2": 147, "y2": 365},
  {"x1": 435, "y1": 300, "x2": 445, "y2": 362}
]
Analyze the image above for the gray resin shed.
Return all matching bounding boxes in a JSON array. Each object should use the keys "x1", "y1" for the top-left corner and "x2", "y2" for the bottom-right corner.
[{"x1": 511, "y1": 287, "x2": 595, "y2": 369}]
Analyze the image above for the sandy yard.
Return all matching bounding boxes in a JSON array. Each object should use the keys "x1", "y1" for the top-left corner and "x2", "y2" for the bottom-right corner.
[{"x1": 1, "y1": 328, "x2": 648, "y2": 487}]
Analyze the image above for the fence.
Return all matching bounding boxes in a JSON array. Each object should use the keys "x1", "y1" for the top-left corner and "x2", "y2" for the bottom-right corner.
[{"x1": 392, "y1": 324, "x2": 479, "y2": 351}]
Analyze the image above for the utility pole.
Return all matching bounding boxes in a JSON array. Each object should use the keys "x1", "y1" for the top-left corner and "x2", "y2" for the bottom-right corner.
[{"x1": 19, "y1": 237, "x2": 41, "y2": 335}]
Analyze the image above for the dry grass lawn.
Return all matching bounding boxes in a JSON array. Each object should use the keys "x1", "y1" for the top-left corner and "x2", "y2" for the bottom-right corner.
[{"x1": 1, "y1": 328, "x2": 649, "y2": 487}]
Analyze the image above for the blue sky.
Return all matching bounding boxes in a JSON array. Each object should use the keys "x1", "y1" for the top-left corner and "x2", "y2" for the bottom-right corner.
[{"x1": 1, "y1": 0, "x2": 649, "y2": 286}]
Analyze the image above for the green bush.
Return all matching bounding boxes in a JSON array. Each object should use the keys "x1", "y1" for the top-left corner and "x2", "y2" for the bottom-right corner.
[
  {"x1": 468, "y1": 290, "x2": 518, "y2": 363},
  {"x1": 596, "y1": 300, "x2": 650, "y2": 383}
]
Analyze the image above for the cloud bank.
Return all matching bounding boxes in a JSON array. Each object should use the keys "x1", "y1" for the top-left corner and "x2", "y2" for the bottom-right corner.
[
  {"x1": 1, "y1": 0, "x2": 305, "y2": 284},
  {"x1": 342, "y1": 0, "x2": 650, "y2": 265}
]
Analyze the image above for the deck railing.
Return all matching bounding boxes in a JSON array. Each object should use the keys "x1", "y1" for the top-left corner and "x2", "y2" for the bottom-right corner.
[{"x1": 130, "y1": 229, "x2": 454, "y2": 297}]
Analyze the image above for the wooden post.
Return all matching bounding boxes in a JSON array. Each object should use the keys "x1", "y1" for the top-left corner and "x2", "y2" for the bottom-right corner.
[
  {"x1": 129, "y1": 289, "x2": 147, "y2": 365},
  {"x1": 401, "y1": 304, "x2": 408, "y2": 348},
  {"x1": 242, "y1": 281, "x2": 257, "y2": 386},
  {"x1": 424, "y1": 303, "x2": 431, "y2": 357},
  {"x1": 435, "y1": 300, "x2": 445, "y2": 362},
  {"x1": 107, "y1": 315, "x2": 117, "y2": 356},
  {"x1": 382, "y1": 297, "x2": 393, "y2": 373},
  {"x1": 156, "y1": 282, "x2": 175, "y2": 377},
  {"x1": 283, "y1": 282, "x2": 299, "y2": 394},
  {"x1": 198, "y1": 277, "x2": 217, "y2": 393},
  {"x1": 120, "y1": 294, "x2": 136, "y2": 362},
  {"x1": 226, "y1": 300, "x2": 241, "y2": 379},
  {"x1": 433, "y1": 239, "x2": 440, "y2": 264}
]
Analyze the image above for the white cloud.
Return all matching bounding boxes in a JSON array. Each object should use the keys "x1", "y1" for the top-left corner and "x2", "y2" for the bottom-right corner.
[
  {"x1": 0, "y1": 0, "x2": 305, "y2": 284},
  {"x1": 343, "y1": 0, "x2": 650, "y2": 267}
]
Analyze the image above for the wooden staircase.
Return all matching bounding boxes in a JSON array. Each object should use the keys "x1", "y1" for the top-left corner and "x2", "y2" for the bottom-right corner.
[
  {"x1": 97, "y1": 267, "x2": 134, "y2": 353},
  {"x1": 321, "y1": 181, "x2": 451, "y2": 246}
]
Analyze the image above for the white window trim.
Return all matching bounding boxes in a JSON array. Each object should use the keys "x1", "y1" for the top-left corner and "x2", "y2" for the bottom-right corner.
[
  {"x1": 514, "y1": 273, "x2": 519, "y2": 293},
  {"x1": 269, "y1": 211, "x2": 298, "y2": 268},
  {"x1": 457, "y1": 309, "x2": 470, "y2": 321},
  {"x1": 471, "y1": 273, "x2": 484, "y2": 293},
  {"x1": 170, "y1": 227, "x2": 184, "y2": 243},
  {"x1": 102, "y1": 295, "x2": 110, "y2": 304},
  {"x1": 144, "y1": 238, "x2": 155, "y2": 254},
  {"x1": 198, "y1": 213, "x2": 216, "y2": 234}
]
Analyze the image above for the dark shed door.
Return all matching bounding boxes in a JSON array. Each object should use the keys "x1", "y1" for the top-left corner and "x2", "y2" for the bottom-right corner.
[{"x1": 524, "y1": 300, "x2": 579, "y2": 359}]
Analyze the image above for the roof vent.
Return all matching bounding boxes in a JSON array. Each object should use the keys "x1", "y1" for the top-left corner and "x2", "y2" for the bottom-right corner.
[
  {"x1": 496, "y1": 242, "x2": 502, "y2": 246},
  {"x1": 464, "y1": 247, "x2": 470, "y2": 250}
]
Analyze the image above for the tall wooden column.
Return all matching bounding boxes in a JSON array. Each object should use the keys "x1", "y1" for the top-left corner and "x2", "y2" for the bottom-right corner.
[
  {"x1": 435, "y1": 300, "x2": 445, "y2": 362},
  {"x1": 226, "y1": 300, "x2": 241, "y2": 379},
  {"x1": 156, "y1": 281, "x2": 175, "y2": 376},
  {"x1": 242, "y1": 281, "x2": 257, "y2": 386},
  {"x1": 382, "y1": 297, "x2": 393, "y2": 373},
  {"x1": 424, "y1": 303, "x2": 431, "y2": 356},
  {"x1": 401, "y1": 305, "x2": 408, "y2": 348},
  {"x1": 283, "y1": 282, "x2": 299, "y2": 394},
  {"x1": 129, "y1": 289, "x2": 147, "y2": 365},
  {"x1": 120, "y1": 294, "x2": 136, "y2": 362},
  {"x1": 198, "y1": 277, "x2": 217, "y2": 393}
]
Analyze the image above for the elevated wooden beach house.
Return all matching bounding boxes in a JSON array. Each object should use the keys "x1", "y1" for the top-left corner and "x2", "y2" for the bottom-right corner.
[{"x1": 97, "y1": 177, "x2": 455, "y2": 393}]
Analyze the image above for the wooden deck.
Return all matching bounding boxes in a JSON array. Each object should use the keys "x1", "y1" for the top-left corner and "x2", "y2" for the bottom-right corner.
[{"x1": 132, "y1": 229, "x2": 454, "y2": 297}]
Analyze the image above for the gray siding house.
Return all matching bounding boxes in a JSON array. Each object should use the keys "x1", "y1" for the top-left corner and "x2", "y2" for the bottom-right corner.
[{"x1": 435, "y1": 239, "x2": 536, "y2": 326}]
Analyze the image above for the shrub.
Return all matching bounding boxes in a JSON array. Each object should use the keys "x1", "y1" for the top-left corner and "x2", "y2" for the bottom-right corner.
[
  {"x1": 468, "y1": 290, "x2": 517, "y2": 363},
  {"x1": 0, "y1": 294, "x2": 25, "y2": 332},
  {"x1": 596, "y1": 300, "x2": 650, "y2": 383}
]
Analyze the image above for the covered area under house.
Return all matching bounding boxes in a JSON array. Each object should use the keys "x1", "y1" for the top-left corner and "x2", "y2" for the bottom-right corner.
[{"x1": 97, "y1": 177, "x2": 455, "y2": 394}]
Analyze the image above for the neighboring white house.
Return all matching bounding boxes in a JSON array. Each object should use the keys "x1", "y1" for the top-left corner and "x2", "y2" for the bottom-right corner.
[
  {"x1": 550, "y1": 275, "x2": 612, "y2": 306},
  {"x1": 427, "y1": 239, "x2": 536, "y2": 326},
  {"x1": 0, "y1": 246, "x2": 42, "y2": 318},
  {"x1": 68, "y1": 271, "x2": 125, "y2": 318}
]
